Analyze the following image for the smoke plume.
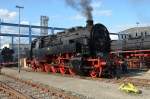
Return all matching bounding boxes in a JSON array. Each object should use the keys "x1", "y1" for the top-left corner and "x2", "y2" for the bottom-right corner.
[{"x1": 65, "y1": 0, "x2": 93, "y2": 20}]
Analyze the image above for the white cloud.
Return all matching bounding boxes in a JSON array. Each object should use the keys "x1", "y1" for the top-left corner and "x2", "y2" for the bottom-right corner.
[
  {"x1": 21, "y1": 21, "x2": 29, "y2": 25},
  {"x1": 0, "y1": 9, "x2": 17, "y2": 21},
  {"x1": 71, "y1": 14, "x2": 84, "y2": 20},
  {"x1": 91, "y1": 0, "x2": 102, "y2": 9},
  {"x1": 92, "y1": 0, "x2": 112, "y2": 17},
  {"x1": 93, "y1": 10, "x2": 112, "y2": 17},
  {"x1": 32, "y1": 22, "x2": 40, "y2": 26},
  {"x1": 2, "y1": 21, "x2": 29, "y2": 34},
  {"x1": 71, "y1": 9, "x2": 112, "y2": 21}
]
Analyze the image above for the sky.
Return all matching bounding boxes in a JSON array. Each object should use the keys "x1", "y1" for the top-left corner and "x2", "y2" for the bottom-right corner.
[{"x1": 0, "y1": 0, "x2": 150, "y2": 45}]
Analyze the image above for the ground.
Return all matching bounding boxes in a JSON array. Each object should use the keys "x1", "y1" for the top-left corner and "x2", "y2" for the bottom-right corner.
[
  {"x1": 1, "y1": 67, "x2": 150, "y2": 99},
  {"x1": 128, "y1": 69, "x2": 150, "y2": 80}
]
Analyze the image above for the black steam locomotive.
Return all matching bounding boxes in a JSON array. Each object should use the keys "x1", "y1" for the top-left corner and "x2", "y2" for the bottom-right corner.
[{"x1": 28, "y1": 20, "x2": 118, "y2": 77}]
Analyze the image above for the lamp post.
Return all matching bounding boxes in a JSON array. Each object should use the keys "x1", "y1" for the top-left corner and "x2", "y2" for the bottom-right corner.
[
  {"x1": 136, "y1": 22, "x2": 143, "y2": 68},
  {"x1": 136, "y1": 22, "x2": 139, "y2": 35},
  {"x1": 16, "y1": 5, "x2": 24, "y2": 73},
  {"x1": 0, "y1": 19, "x2": 1, "y2": 50},
  {"x1": 136, "y1": 22, "x2": 139, "y2": 49}
]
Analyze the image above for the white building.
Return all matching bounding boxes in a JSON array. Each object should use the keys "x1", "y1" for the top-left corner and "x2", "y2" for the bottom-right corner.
[{"x1": 119, "y1": 26, "x2": 150, "y2": 39}]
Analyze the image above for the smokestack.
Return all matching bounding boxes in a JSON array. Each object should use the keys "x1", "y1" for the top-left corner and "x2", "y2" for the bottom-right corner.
[
  {"x1": 86, "y1": 20, "x2": 93, "y2": 26},
  {"x1": 86, "y1": 20, "x2": 93, "y2": 31}
]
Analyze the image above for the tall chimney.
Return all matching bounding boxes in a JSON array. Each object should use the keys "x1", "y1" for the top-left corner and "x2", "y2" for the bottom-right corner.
[
  {"x1": 86, "y1": 20, "x2": 93, "y2": 32},
  {"x1": 40, "y1": 16, "x2": 49, "y2": 36}
]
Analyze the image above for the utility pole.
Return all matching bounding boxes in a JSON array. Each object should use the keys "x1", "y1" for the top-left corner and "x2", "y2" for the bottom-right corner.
[
  {"x1": 136, "y1": 22, "x2": 139, "y2": 49},
  {"x1": 0, "y1": 19, "x2": 1, "y2": 50},
  {"x1": 0, "y1": 19, "x2": 1, "y2": 64},
  {"x1": 136, "y1": 22, "x2": 139, "y2": 36},
  {"x1": 136, "y1": 22, "x2": 142, "y2": 69},
  {"x1": 16, "y1": 5, "x2": 24, "y2": 73}
]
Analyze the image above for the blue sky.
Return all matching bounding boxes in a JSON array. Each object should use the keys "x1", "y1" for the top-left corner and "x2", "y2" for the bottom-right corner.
[{"x1": 0, "y1": 0, "x2": 150, "y2": 32}]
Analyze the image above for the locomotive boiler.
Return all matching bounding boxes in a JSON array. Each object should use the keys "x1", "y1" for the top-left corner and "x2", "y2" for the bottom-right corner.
[{"x1": 28, "y1": 20, "x2": 118, "y2": 78}]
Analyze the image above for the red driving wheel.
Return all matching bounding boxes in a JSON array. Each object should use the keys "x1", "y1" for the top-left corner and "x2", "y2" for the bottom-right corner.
[
  {"x1": 50, "y1": 66, "x2": 56, "y2": 73},
  {"x1": 60, "y1": 68, "x2": 65, "y2": 75},
  {"x1": 90, "y1": 70, "x2": 97, "y2": 78},
  {"x1": 44, "y1": 64, "x2": 50, "y2": 73},
  {"x1": 99, "y1": 67, "x2": 102, "y2": 77}
]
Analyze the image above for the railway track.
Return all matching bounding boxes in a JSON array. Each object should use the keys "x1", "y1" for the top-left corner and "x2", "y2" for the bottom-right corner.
[
  {"x1": 0, "y1": 74, "x2": 86, "y2": 99},
  {"x1": 1, "y1": 68, "x2": 150, "y2": 99},
  {"x1": 0, "y1": 81, "x2": 32, "y2": 99}
]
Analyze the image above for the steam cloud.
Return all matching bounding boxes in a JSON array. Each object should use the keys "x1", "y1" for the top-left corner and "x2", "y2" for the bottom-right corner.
[{"x1": 65, "y1": 0, "x2": 93, "y2": 20}]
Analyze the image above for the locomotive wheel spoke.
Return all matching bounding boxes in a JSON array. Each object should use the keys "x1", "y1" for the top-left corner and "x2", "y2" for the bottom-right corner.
[
  {"x1": 59, "y1": 68, "x2": 65, "y2": 75},
  {"x1": 44, "y1": 64, "x2": 50, "y2": 73},
  {"x1": 32, "y1": 63, "x2": 37, "y2": 71},
  {"x1": 90, "y1": 70, "x2": 97, "y2": 78},
  {"x1": 98, "y1": 67, "x2": 102, "y2": 77},
  {"x1": 40, "y1": 65, "x2": 46, "y2": 72},
  {"x1": 50, "y1": 66, "x2": 56, "y2": 73}
]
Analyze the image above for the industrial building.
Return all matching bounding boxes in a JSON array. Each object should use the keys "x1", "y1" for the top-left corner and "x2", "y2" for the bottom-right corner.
[
  {"x1": 119, "y1": 26, "x2": 150, "y2": 39},
  {"x1": 111, "y1": 26, "x2": 150, "y2": 51}
]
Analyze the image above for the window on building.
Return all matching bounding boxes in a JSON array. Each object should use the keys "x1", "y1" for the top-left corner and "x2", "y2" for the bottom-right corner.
[
  {"x1": 136, "y1": 33, "x2": 137, "y2": 37},
  {"x1": 141, "y1": 32, "x2": 143, "y2": 36},
  {"x1": 145, "y1": 32, "x2": 147, "y2": 36},
  {"x1": 121, "y1": 35, "x2": 124, "y2": 39},
  {"x1": 129, "y1": 34, "x2": 131, "y2": 38},
  {"x1": 125, "y1": 35, "x2": 126, "y2": 39}
]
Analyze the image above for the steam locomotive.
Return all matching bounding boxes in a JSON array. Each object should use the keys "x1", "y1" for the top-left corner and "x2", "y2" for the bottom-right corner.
[
  {"x1": 28, "y1": 20, "x2": 120, "y2": 78},
  {"x1": 111, "y1": 31, "x2": 150, "y2": 69}
]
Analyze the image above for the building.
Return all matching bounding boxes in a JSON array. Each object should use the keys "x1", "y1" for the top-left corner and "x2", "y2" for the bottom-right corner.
[
  {"x1": 111, "y1": 26, "x2": 150, "y2": 51},
  {"x1": 119, "y1": 26, "x2": 150, "y2": 39}
]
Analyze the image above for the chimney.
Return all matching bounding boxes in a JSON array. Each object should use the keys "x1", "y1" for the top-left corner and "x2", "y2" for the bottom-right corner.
[{"x1": 86, "y1": 20, "x2": 93, "y2": 32}]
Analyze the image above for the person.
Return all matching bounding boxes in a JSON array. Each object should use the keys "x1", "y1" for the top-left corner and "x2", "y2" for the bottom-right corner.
[
  {"x1": 116, "y1": 62, "x2": 121, "y2": 79},
  {"x1": 112, "y1": 55, "x2": 121, "y2": 79},
  {"x1": 0, "y1": 65, "x2": 2, "y2": 74},
  {"x1": 121, "y1": 58, "x2": 128, "y2": 74}
]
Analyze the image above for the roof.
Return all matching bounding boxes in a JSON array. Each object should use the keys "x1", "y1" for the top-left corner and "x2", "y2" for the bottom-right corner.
[{"x1": 119, "y1": 26, "x2": 150, "y2": 34}]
